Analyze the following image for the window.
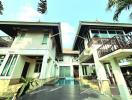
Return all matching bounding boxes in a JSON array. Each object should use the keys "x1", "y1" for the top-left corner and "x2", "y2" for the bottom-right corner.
[
  {"x1": 7, "y1": 55, "x2": 18, "y2": 76},
  {"x1": 90, "y1": 29, "x2": 124, "y2": 38},
  {"x1": 91, "y1": 30, "x2": 99, "y2": 37},
  {"x1": 20, "y1": 32, "x2": 26, "y2": 39},
  {"x1": 99, "y1": 30, "x2": 109, "y2": 38},
  {"x1": 34, "y1": 60, "x2": 42, "y2": 73},
  {"x1": 82, "y1": 66, "x2": 87, "y2": 75},
  {"x1": 58, "y1": 56, "x2": 63, "y2": 61},
  {"x1": 0, "y1": 55, "x2": 5, "y2": 66},
  {"x1": 1, "y1": 54, "x2": 18, "y2": 76},
  {"x1": 42, "y1": 34, "x2": 49, "y2": 44},
  {"x1": 108, "y1": 30, "x2": 117, "y2": 38},
  {"x1": 116, "y1": 31, "x2": 124, "y2": 35},
  {"x1": 72, "y1": 55, "x2": 78, "y2": 62}
]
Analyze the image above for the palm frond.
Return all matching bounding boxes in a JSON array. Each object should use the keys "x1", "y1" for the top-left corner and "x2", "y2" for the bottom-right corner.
[
  {"x1": 107, "y1": 0, "x2": 117, "y2": 10},
  {"x1": 0, "y1": 1, "x2": 3, "y2": 15},
  {"x1": 113, "y1": 0, "x2": 132, "y2": 20},
  {"x1": 37, "y1": 0, "x2": 47, "y2": 14},
  {"x1": 107, "y1": 0, "x2": 132, "y2": 21}
]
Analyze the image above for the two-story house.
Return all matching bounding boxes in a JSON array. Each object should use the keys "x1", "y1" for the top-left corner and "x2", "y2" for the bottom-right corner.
[
  {"x1": 0, "y1": 21, "x2": 62, "y2": 94},
  {"x1": 73, "y1": 21, "x2": 132, "y2": 100}
]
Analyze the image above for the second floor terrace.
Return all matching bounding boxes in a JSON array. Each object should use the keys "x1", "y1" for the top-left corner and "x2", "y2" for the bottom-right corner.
[
  {"x1": 73, "y1": 21, "x2": 132, "y2": 55},
  {"x1": 97, "y1": 33, "x2": 132, "y2": 58}
]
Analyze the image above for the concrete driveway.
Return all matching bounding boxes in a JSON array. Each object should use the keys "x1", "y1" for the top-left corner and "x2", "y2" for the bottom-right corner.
[{"x1": 18, "y1": 85, "x2": 113, "y2": 100}]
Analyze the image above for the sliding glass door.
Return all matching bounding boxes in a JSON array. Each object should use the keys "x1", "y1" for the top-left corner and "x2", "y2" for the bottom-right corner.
[{"x1": 1, "y1": 54, "x2": 18, "y2": 76}]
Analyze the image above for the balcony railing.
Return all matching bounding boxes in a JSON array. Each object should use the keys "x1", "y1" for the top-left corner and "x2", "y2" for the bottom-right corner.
[
  {"x1": 97, "y1": 34, "x2": 132, "y2": 58},
  {"x1": 88, "y1": 38, "x2": 110, "y2": 47}
]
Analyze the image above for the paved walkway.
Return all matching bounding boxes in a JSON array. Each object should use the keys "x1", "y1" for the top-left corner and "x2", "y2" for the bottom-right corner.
[{"x1": 18, "y1": 85, "x2": 114, "y2": 100}]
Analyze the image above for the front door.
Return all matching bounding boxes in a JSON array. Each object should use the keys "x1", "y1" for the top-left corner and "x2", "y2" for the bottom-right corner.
[
  {"x1": 73, "y1": 65, "x2": 79, "y2": 78},
  {"x1": 21, "y1": 62, "x2": 30, "y2": 78}
]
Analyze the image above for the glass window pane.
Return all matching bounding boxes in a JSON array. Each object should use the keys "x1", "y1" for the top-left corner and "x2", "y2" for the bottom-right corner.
[
  {"x1": 59, "y1": 66, "x2": 70, "y2": 77},
  {"x1": 99, "y1": 30, "x2": 109, "y2": 38},
  {"x1": 19, "y1": 32, "x2": 26, "y2": 39},
  {"x1": 108, "y1": 30, "x2": 116, "y2": 38},
  {"x1": 116, "y1": 31, "x2": 124, "y2": 35},
  {"x1": 91, "y1": 30, "x2": 99, "y2": 37},
  {"x1": 0, "y1": 55, "x2": 5, "y2": 66},
  {"x1": 42, "y1": 34, "x2": 49, "y2": 44},
  {"x1": 1, "y1": 55, "x2": 13, "y2": 76},
  {"x1": 7, "y1": 55, "x2": 18, "y2": 76}
]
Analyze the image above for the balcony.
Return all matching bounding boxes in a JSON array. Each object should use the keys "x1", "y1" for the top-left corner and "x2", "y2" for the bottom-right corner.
[
  {"x1": 88, "y1": 37, "x2": 110, "y2": 47},
  {"x1": 97, "y1": 34, "x2": 132, "y2": 58}
]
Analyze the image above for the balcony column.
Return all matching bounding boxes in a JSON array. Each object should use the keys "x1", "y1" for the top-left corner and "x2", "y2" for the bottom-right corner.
[
  {"x1": 92, "y1": 45, "x2": 111, "y2": 95},
  {"x1": 110, "y1": 58, "x2": 131, "y2": 100},
  {"x1": 39, "y1": 53, "x2": 49, "y2": 79},
  {"x1": 79, "y1": 64, "x2": 83, "y2": 78},
  {"x1": 70, "y1": 65, "x2": 74, "y2": 78}
]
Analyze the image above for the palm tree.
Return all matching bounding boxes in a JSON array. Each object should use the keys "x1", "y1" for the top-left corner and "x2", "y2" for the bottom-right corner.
[
  {"x1": 0, "y1": 0, "x2": 47, "y2": 15},
  {"x1": 107, "y1": 0, "x2": 132, "y2": 21},
  {"x1": 0, "y1": 1, "x2": 3, "y2": 15},
  {"x1": 37, "y1": 0, "x2": 47, "y2": 14}
]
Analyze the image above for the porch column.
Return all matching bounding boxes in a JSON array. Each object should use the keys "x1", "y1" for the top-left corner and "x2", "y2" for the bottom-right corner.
[
  {"x1": 79, "y1": 64, "x2": 83, "y2": 78},
  {"x1": 56, "y1": 64, "x2": 59, "y2": 77},
  {"x1": 110, "y1": 58, "x2": 131, "y2": 100},
  {"x1": 92, "y1": 47, "x2": 111, "y2": 95},
  {"x1": 50, "y1": 60, "x2": 54, "y2": 78},
  {"x1": 39, "y1": 54, "x2": 49, "y2": 79},
  {"x1": 71, "y1": 65, "x2": 74, "y2": 78}
]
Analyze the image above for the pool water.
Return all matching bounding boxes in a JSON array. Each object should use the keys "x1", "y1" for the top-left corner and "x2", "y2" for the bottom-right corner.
[{"x1": 56, "y1": 78, "x2": 79, "y2": 86}]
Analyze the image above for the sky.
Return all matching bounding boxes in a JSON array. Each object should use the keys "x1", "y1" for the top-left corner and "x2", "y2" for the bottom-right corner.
[{"x1": 0, "y1": 0, "x2": 132, "y2": 49}]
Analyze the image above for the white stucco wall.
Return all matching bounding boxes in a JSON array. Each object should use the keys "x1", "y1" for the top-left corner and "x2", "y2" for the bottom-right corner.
[
  {"x1": 11, "y1": 56, "x2": 36, "y2": 79},
  {"x1": 58, "y1": 54, "x2": 79, "y2": 77},
  {"x1": 11, "y1": 30, "x2": 51, "y2": 50}
]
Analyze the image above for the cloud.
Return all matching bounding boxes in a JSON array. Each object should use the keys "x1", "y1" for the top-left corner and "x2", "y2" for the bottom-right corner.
[
  {"x1": 61, "y1": 22, "x2": 75, "y2": 48},
  {"x1": 18, "y1": 5, "x2": 42, "y2": 21}
]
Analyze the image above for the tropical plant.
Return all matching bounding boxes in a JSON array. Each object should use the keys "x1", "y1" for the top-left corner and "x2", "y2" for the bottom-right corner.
[
  {"x1": 37, "y1": 0, "x2": 47, "y2": 14},
  {"x1": 0, "y1": 1, "x2": 3, "y2": 15},
  {"x1": 15, "y1": 78, "x2": 39, "y2": 99},
  {"x1": 107, "y1": 0, "x2": 132, "y2": 21},
  {"x1": 0, "y1": 0, "x2": 47, "y2": 15}
]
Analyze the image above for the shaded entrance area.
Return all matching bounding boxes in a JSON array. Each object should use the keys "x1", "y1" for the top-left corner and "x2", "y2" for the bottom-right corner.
[
  {"x1": 21, "y1": 62, "x2": 30, "y2": 78},
  {"x1": 121, "y1": 66, "x2": 132, "y2": 94},
  {"x1": 73, "y1": 65, "x2": 79, "y2": 78}
]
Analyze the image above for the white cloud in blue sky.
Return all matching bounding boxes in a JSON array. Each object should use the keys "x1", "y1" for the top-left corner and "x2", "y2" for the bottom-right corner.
[
  {"x1": 0, "y1": 0, "x2": 132, "y2": 48},
  {"x1": 61, "y1": 22, "x2": 75, "y2": 48},
  {"x1": 18, "y1": 5, "x2": 42, "y2": 21}
]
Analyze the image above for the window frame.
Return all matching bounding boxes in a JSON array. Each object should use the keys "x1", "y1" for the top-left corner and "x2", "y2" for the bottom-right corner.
[
  {"x1": 34, "y1": 61, "x2": 42, "y2": 73},
  {"x1": 42, "y1": 33, "x2": 49, "y2": 44}
]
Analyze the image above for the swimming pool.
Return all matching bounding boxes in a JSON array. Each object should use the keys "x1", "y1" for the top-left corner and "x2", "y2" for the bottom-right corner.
[{"x1": 56, "y1": 78, "x2": 79, "y2": 86}]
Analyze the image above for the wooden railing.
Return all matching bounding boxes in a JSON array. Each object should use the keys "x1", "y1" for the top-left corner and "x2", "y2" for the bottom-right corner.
[
  {"x1": 97, "y1": 34, "x2": 132, "y2": 58},
  {"x1": 88, "y1": 38, "x2": 110, "y2": 47}
]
